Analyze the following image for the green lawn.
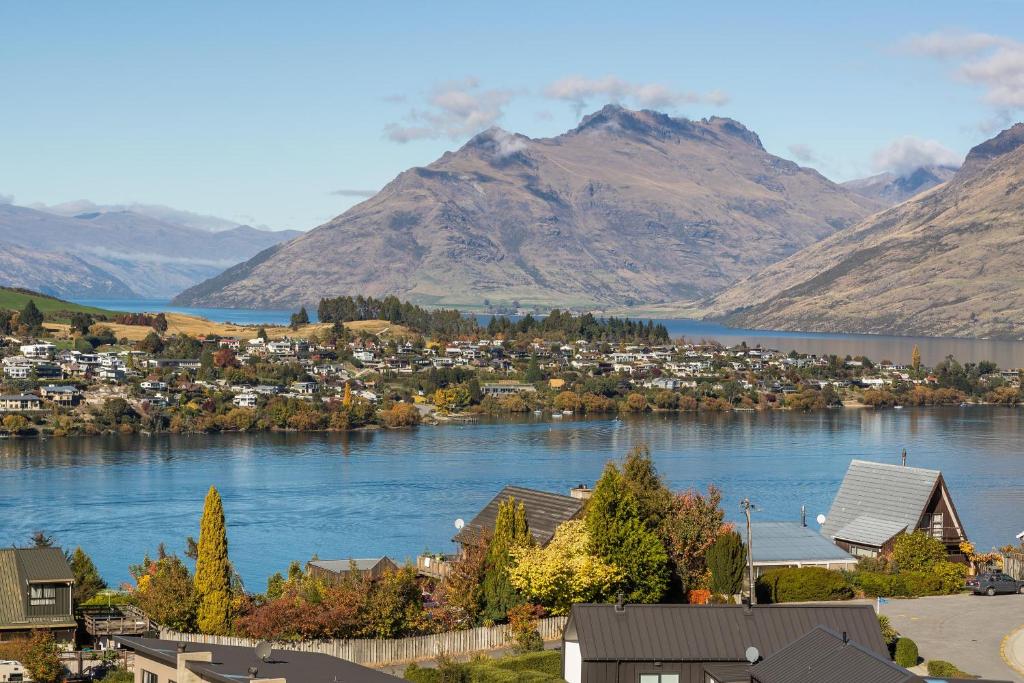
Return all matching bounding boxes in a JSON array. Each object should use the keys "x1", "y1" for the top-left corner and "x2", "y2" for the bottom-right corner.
[{"x1": 0, "y1": 287, "x2": 118, "y2": 318}]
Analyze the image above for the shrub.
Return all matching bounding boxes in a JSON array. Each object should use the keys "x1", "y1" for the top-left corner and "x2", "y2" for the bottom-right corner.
[
  {"x1": 755, "y1": 566, "x2": 853, "y2": 603},
  {"x1": 892, "y1": 532, "x2": 946, "y2": 573},
  {"x1": 380, "y1": 402, "x2": 421, "y2": 428},
  {"x1": 931, "y1": 560, "x2": 968, "y2": 594},
  {"x1": 707, "y1": 531, "x2": 745, "y2": 596},
  {"x1": 877, "y1": 614, "x2": 898, "y2": 646},
  {"x1": 927, "y1": 660, "x2": 973, "y2": 677},
  {"x1": 894, "y1": 637, "x2": 919, "y2": 668}
]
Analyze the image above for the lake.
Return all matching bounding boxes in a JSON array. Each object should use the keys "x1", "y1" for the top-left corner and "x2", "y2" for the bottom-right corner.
[
  {"x1": 73, "y1": 298, "x2": 1024, "y2": 368},
  {"x1": 2, "y1": 408, "x2": 1022, "y2": 588}
]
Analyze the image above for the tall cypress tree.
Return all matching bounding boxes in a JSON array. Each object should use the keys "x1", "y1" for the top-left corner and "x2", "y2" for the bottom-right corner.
[
  {"x1": 707, "y1": 530, "x2": 746, "y2": 597},
  {"x1": 481, "y1": 497, "x2": 532, "y2": 622},
  {"x1": 194, "y1": 486, "x2": 232, "y2": 634},
  {"x1": 19, "y1": 300, "x2": 44, "y2": 333},
  {"x1": 586, "y1": 463, "x2": 669, "y2": 603}
]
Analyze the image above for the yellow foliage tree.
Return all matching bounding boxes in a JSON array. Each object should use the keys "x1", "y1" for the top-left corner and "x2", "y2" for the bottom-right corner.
[
  {"x1": 343, "y1": 382, "x2": 352, "y2": 408},
  {"x1": 194, "y1": 486, "x2": 232, "y2": 634},
  {"x1": 508, "y1": 520, "x2": 622, "y2": 615},
  {"x1": 911, "y1": 345, "x2": 922, "y2": 373}
]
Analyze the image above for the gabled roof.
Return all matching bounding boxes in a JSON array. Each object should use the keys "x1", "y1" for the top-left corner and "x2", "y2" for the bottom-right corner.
[
  {"x1": 750, "y1": 522, "x2": 856, "y2": 564},
  {"x1": 564, "y1": 603, "x2": 887, "y2": 662},
  {"x1": 308, "y1": 557, "x2": 395, "y2": 573},
  {"x1": 453, "y1": 485, "x2": 583, "y2": 547},
  {"x1": 749, "y1": 626, "x2": 919, "y2": 683},
  {"x1": 0, "y1": 548, "x2": 75, "y2": 630},
  {"x1": 820, "y1": 459, "x2": 948, "y2": 546},
  {"x1": 116, "y1": 637, "x2": 399, "y2": 683},
  {"x1": 833, "y1": 517, "x2": 909, "y2": 547}
]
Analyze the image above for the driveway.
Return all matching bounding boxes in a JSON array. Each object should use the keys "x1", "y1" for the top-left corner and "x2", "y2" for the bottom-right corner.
[{"x1": 879, "y1": 593, "x2": 1024, "y2": 682}]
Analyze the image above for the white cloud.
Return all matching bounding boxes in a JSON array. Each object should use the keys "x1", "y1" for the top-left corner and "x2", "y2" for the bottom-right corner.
[
  {"x1": 787, "y1": 144, "x2": 818, "y2": 164},
  {"x1": 0, "y1": 193, "x2": 13, "y2": 205},
  {"x1": 871, "y1": 136, "x2": 962, "y2": 176},
  {"x1": 384, "y1": 78, "x2": 515, "y2": 143},
  {"x1": 904, "y1": 31, "x2": 1024, "y2": 109},
  {"x1": 478, "y1": 127, "x2": 528, "y2": 158},
  {"x1": 544, "y1": 75, "x2": 728, "y2": 115},
  {"x1": 331, "y1": 188, "x2": 377, "y2": 198}
]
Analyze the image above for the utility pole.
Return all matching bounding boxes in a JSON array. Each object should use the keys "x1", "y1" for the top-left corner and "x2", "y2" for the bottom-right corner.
[{"x1": 741, "y1": 497, "x2": 757, "y2": 605}]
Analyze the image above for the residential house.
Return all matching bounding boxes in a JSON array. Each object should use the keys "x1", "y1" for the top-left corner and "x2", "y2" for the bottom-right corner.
[
  {"x1": 232, "y1": 392, "x2": 258, "y2": 408},
  {"x1": 453, "y1": 485, "x2": 584, "y2": 548},
  {"x1": 140, "y1": 381, "x2": 168, "y2": 392},
  {"x1": 750, "y1": 522, "x2": 857, "y2": 579},
  {"x1": 480, "y1": 381, "x2": 538, "y2": 396},
  {"x1": 115, "y1": 636, "x2": 399, "y2": 683},
  {"x1": 0, "y1": 394, "x2": 42, "y2": 412},
  {"x1": 305, "y1": 557, "x2": 398, "y2": 584},
  {"x1": 820, "y1": 459, "x2": 968, "y2": 560},
  {"x1": 0, "y1": 548, "x2": 76, "y2": 643},
  {"x1": 290, "y1": 380, "x2": 318, "y2": 394},
  {"x1": 561, "y1": 602, "x2": 887, "y2": 683},
  {"x1": 2, "y1": 363, "x2": 31, "y2": 380},
  {"x1": 39, "y1": 384, "x2": 82, "y2": 407},
  {"x1": 19, "y1": 343, "x2": 56, "y2": 359}
]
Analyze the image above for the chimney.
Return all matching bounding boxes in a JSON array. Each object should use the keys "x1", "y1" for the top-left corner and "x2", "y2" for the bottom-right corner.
[
  {"x1": 842, "y1": 631, "x2": 849, "y2": 645},
  {"x1": 800, "y1": 505, "x2": 806, "y2": 527},
  {"x1": 570, "y1": 485, "x2": 592, "y2": 500},
  {"x1": 901, "y1": 448, "x2": 907, "y2": 467},
  {"x1": 614, "y1": 592, "x2": 625, "y2": 612}
]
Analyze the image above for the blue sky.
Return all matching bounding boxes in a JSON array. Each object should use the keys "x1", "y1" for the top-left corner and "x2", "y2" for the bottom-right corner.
[{"x1": 2, "y1": 0, "x2": 1023, "y2": 229}]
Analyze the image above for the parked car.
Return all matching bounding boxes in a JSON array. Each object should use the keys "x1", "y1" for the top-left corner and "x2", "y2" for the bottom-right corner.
[{"x1": 966, "y1": 572, "x2": 1024, "y2": 595}]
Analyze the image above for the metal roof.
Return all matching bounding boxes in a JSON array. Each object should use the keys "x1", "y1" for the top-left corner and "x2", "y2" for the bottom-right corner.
[
  {"x1": 0, "y1": 548, "x2": 75, "y2": 630},
  {"x1": 116, "y1": 636, "x2": 400, "y2": 683},
  {"x1": 453, "y1": 485, "x2": 583, "y2": 546},
  {"x1": 749, "y1": 626, "x2": 919, "y2": 683},
  {"x1": 308, "y1": 557, "x2": 394, "y2": 573},
  {"x1": 750, "y1": 522, "x2": 856, "y2": 564},
  {"x1": 565, "y1": 603, "x2": 887, "y2": 662},
  {"x1": 832, "y1": 517, "x2": 909, "y2": 547},
  {"x1": 820, "y1": 460, "x2": 942, "y2": 546}
]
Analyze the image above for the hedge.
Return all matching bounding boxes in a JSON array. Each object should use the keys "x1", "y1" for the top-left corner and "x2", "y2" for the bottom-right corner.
[
  {"x1": 755, "y1": 567, "x2": 854, "y2": 603},
  {"x1": 927, "y1": 660, "x2": 973, "y2": 678},
  {"x1": 852, "y1": 563, "x2": 966, "y2": 598},
  {"x1": 894, "y1": 637, "x2": 919, "y2": 668}
]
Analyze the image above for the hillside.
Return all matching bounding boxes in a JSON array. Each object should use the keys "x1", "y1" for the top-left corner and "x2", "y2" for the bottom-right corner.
[
  {"x1": 841, "y1": 165, "x2": 958, "y2": 206},
  {"x1": 0, "y1": 286, "x2": 117, "y2": 317},
  {"x1": 0, "y1": 204, "x2": 300, "y2": 298},
  {"x1": 707, "y1": 123, "x2": 1024, "y2": 339},
  {"x1": 174, "y1": 105, "x2": 880, "y2": 310}
]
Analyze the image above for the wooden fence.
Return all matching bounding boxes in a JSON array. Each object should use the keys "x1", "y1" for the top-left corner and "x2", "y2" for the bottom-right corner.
[
  {"x1": 1003, "y1": 551, "x2": 1024, "y2": 580},
  {"x1": 160, "y1": 616, "x2": 567, "y2": 666}
]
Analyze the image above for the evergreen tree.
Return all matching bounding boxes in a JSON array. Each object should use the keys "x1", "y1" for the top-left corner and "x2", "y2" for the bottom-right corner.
[
  {"x1": 586, "y1": 463, "x2": 669, "y2": 603},
  {"x1": 524, "y1": 355, "x2": 541, "y2": 383},
  {"x1": 481, "y1": 497, "x2": 532, "y2": 622},
  {"x1": 620, "y1": 444, "x2": 673, "y2": 530},
  {"x1": 911, "y1": 345, "x2": 922, "y2": 373},
  {"x1": 19, "y1": 300, "x2": 44, "y2": 333},
  {"x1": 152, "y1": 312, "x2": 169, "y2": 333},
  {"x1": 70, "y1": 546, "x2": 107, "y2": 604},
  {"x1": 707, "y1": 531, "x2": 746, "y2": 597},
  {"x1": 194, "y1": 486, "x2": 232, "y2": 634},
  {"x1": 70, "y1": 312, "x2": 94, "y2": 335},
  {"x1": 257, "y1": 326, "x2": 269, "y2": 341},
  {"x1": 289, "y1": 307, "x2": 309, "y2": 330}
]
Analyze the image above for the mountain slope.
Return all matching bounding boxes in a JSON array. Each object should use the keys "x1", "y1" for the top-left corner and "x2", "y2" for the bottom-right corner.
[
  {"x1": 174, "y1": 105, "x2": 881, "y2": 309},
  {"x1": 0, "y1": 241, "x2": 136, "y2": 299},
  {"x1": 841, "y1": 165, "x2": 958, "y2": 206},
  {"x1": 707, "y1": 124, "x2": 1024, "y2": 339},
  {"x1": 32, "y1": 199, "x2": 246, "y2": 232},
  {"x1": 0, "y1": 204, "x2": 299, "y2": 298}
]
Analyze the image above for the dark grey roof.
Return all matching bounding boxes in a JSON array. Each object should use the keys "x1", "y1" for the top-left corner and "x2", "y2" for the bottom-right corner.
[
  {"x1": 749, "y1": 626, "x2": 918, "y2": 683},
  {"x1": 833, "y1": 517, "x2": 909, "y2": 547},
  {"x1": 820, "y1": 460, "x2": 942, "y2": 546},
  {"x1": 0, "y1": 548, "x2": 75, "y2": 630},
  {"x1": 116, "y1": 637, "x2": 399, "y2": 683},
  {"x1": 453, "y1": 485, "x2": 583, "y2": 546},
  {"x1": 309, "y1": 557, "x2": 395, "y2": 573},
  {"x1": 565, "y1": 603, "x2": 887, "y2": 662},
  {"x1": 750, "y1": 522, "x2": 856, "y2": 564}
]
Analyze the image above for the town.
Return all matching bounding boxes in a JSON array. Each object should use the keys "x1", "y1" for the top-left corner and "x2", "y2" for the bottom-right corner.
[{"x1": 0, "y1": 295, "x2": 1021, "y2": 439}]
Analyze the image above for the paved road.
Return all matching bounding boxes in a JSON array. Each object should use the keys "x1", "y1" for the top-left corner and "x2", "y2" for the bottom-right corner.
[{"x1": 880, "y1": 593, "x2": 1024, "y2": 682}]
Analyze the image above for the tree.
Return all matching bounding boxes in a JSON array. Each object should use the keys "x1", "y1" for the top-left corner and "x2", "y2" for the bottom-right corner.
[
  {"x1": 19, "y1": 300, "x2": 44, "y2": 333},
  {"x1": 138, "y1": 331, "x2": 165, "y2": 354},
  {"x1": 31, "y1": 531, "x2": 56, "y2": 548},
  {"x1": 152, "y1": 312, "x2": 169, "y2": 333},
  {"x1": 70, "y1": 312, "x2": 94, "y2": 335},
  {"x1": 22, "y1": 630, "x2": 63, "y2": 683},
  {"x1": 290, "y1": 307, "x2": 309, "y2": 330},
  {"x1": 194, "y1": 486, "x2": 232, "y2": 634},
  {"x1": 585, "y1": 463, "x2": 669, "y2": 603},
  {"x1": 707, "y1": 530, "x2": 746, "y2": 596},
  {"x1": 432, "y1": 534, "x2": 489, "y2": 630},
  {"x1": 256, "y1": 326, "x2": 269, "y2": 341},
  {"x1": 509, "y1": 519, "x2": 622, "y2": 614},
  {"x1": 911, "y1": 345, "x2": 922, "y2": 373},
  {"x1": 132, "y1": 554, "x2": 197, "y2": 631},
  {"x1": 212, "y1": 348, "x2": 238, "y2": 368},
  {"x1": 891, "y1": 531, "x2": 946, "y2": 573},
  {"x1": 2, "y1": 414, "x2": 31, "y2": 435},
  {"x1": 620, "y1": 445, "x2": 674, "y2": 531},
  {"x1": 661, "y1": 485, "x2": 728, "y2": 593},
  {"x1": 359, "y1": 566, "x2": 429, "y2": 638},
  {"x1": 481, "y1": 498, "x2": 532, "y2": 622},
  {"x1": 342, "y1": 382, "x2": 352, "y2": 408},
  {"x1": 70, "y1": 547, "x2": 107, "y2": 604},
  {"x1": 524, "y1": 355, "x2": 541, "y2": 383}
]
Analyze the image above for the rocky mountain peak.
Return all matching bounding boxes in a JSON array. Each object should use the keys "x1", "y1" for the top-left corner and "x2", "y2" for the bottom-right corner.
[{"x1": 959, "y1": 122, "x2": 1024, "y2": 177}]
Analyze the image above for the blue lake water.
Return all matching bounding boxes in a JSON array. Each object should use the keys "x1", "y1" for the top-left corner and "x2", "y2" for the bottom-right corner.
[{"x1": 1, "y1": 408, "x2": 1021, "y2": 588}]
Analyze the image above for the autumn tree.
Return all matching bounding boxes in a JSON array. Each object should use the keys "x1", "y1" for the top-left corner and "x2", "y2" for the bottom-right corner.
[
  {"x1": 359, "y1": 566, "x2": 429, "y2": 638},
  {"x1": 194, "y1": 486, "x2": 232, "y2": 634},
  {"x1": 892, "y1": 531, "x2": 946, "y2": 573},
  {"x1": 22, "y1": 630, "x2": 63, "y2": 683},
  {"x1": 586, "y1": 463, "x2": 669, "y2": 603},
  {"x1": 662, "y1": 485, "x2": 728, "y2": 593},
  {"x1": 131, "y1": 554, "x2": 197, "y2": 631},
  {"x1": 432, "y1": 534, "x2": 489, "y2": 629},
  {"x1": 481, "y1": 498, "x2": 532, "y2": 622},
  {"x1": 70, "y1": 546, "x2": 107, "y2": 604},
  {"x1": 342, "y1": 382, "x2": 352, "y2": 407},
  {"x1": 212, "y1": 348, "x2": 238, "y2": 368},
  {"x1": 911, "y1": 345, "x2": 922, "y2": 373}
]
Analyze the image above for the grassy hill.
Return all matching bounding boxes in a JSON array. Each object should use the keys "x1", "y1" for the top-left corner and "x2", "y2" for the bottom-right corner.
[{"x1": 0, "y1": 287, "x2": 117, "y2": 319}]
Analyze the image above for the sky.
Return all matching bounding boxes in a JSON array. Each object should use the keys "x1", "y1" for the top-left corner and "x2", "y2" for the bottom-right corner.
[{"x1": 2, "y1": 0, "x2": 1024, "y2": 230}]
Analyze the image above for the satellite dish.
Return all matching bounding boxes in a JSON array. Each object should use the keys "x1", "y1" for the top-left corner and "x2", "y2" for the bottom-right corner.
[
  {"x1": 745, "y1": 646, "x2": 760, "y2": 664},
  {"x1": 255, "y1": 641, "x2": 273, "y2": 662},
  {"x1": 816, "y1": 514, "x2": 827, "y2": 526},
  {"x1": 454, "y1": 518, "x2": 465, "y2": 530}
]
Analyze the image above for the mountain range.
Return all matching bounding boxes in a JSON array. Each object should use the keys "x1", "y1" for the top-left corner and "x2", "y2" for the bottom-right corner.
[
  {"x1": 174, "y1": 105, "x2": 881, "y2": 310},
  {"x1": 0, "y1": 203, "x2": 299, "y2": 299},
  {"x1": 840, "y1": 165, "x2": 958, "y2": 206},
  {"x1": 706, "y1": 123, "x2": 1024, "y2": 339}
]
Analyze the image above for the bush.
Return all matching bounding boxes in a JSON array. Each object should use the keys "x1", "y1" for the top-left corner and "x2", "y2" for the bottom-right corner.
[
  {"x1": 404, "y1": 652, "x2": 562, "y2": 683},
  {"x1": 877, "y1": 614, "x2": 899, "y2": 646},
  {"x1": 892, "y1": 532, "x2": 946, "y2": 573},
  {"x1": 755, "y1": 567, "x2": 853, "y2": 603},
  {"x1": 894, "y1": 637, "x2": 919, "y2": 667},
  {"x1": 98, "y1": 669, "x2": 134, "y2": 683},
  {"x1": 927, "y1": 660, "x2": 973, "y2": 677}
]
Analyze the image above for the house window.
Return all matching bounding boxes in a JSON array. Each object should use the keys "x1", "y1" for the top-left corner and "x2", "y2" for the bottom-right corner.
[
  {"x1": 142, "y1": 671, "x2": 158, "y2": 683},
  {"x1": 640, "y1": 675, "x2": 679, "y2": 683},
  {"x1": 29, "y1": 584, "x2": 56, "y2": 605}
]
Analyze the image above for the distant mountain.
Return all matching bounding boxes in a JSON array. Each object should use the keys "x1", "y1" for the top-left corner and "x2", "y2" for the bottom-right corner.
[
  {"x1": 841, "y1": 165, "x2": 958, "y2": 206},
  {"x1": 174, "y1": 105, "x2": 881, "y2": 309},
  {"x1": 706, "y1": 123, "x2": 1024, "y2": 339},
  {"x1": 0, "y1": 204, "x2": 300, "y2": 298},
  {"x1": 31, "y1": 199, "x2": 250, "y2": 232},
  {"x1": 0, "y1": 241, "x2": 135, "y2": 299}
]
